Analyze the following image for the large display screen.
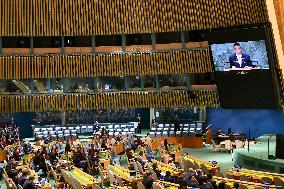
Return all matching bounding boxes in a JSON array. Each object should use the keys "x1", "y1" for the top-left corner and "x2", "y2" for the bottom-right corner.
[
  {"x1": 208, "y1": 25, "x2": 279, "y2": 109},
  {"x1": 211, "y1": 40, "x2": 269, "y2": 71}
]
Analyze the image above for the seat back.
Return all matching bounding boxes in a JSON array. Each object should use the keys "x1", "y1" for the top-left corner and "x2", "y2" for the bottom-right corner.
[
  {"x1": 193, "y1": 161, "x2": 200, "y2": 170},
  {"x1": 261, "y1": 176, "x2": 273, "y2": 184},
  {"x1": 274, "y1": 177, "x2": 284, "y2": 187},
  {"x1": 137, "y1": 182, "x2": 146, "y2": 189},
  {"x1": 107, "y1": 170, "x2": 117, "y2": 184},
  {"x1": 225, "y1": 183, "x2": 232, "y2": 189},
  {"x1": 116, "y1": 175, "x2": 124, "y2": 186},
  {"x1": 93, "y1": 184, "x2": 102, "y2": 189},
  {"x1": 240, "y1": 175, "x2": 250, "y2": 182},
  {"x1": 187, "y1": 160, "x2": 195, "y2": 169},
  {"x1": 215, "y1": 170, "x2": 224, "y2": 178},
  {"x1": 200, "y1": 163, "x2": 209, "y2": 175},
  {"x1": 238, "y1": 184, "x2": 248, "y2": 189}
]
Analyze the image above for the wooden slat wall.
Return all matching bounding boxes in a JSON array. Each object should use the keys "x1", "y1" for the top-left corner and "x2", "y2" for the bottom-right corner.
[
  {"x1": 273, "y1": 0, "x2": 284, "y2": 59},
  {"x1": 0, "y1": 49, "x2": 213, "y2": 79},
  {"x1": 0, "y1": 0, "x2": 268, "y2": 36},
  {"x1": 0, "y1": 90, "x2": 220, "y2": 113}
]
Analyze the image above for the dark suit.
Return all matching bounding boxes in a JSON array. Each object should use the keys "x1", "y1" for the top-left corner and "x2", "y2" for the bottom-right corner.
[
  {"x1": 18, "y1": 176, "x2": 26, "y2": 186},
  {"x1": 229, "y1": 53, "x2": 253, "y2": 68},
  {"x1": 23, "y1": 180, "x2": 36, "y2": 189}
]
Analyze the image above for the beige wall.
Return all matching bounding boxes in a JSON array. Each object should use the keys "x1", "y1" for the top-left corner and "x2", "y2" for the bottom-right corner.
[
  {"x1": 266, "y1": 0, "x2": 284, "y2": 76},
  {"x1": 273, "y1": 0, "x2": 284, "y2": 55}
]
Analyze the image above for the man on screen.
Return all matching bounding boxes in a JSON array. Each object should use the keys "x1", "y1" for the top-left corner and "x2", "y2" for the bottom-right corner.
[{"x1": 229, "y1": 42, "x2": 253, "y2": 68}]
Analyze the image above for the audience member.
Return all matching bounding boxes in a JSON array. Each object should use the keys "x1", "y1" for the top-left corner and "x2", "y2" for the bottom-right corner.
[
  {"x1": 164, "y1": 171, "x2": 174, "y2": 182},
  {"x1": 142, "y1": 172, "x2": 154, "y2": 189},
  {"x1": 18, "y1": 170, "x2": 29, "y2": 186},
  {"x1": 207, "y1": 173, "x2": 217, "y2": 189},
  {"x1": 23, "y1": 176, "x2": 36, "y2": 189}
]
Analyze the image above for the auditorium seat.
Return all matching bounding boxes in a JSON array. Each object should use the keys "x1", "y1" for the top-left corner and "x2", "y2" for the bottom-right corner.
[
  {"x1": 108, "y1": 132, "x2": 114, "y2": 138},
  {"x1": 49, "y1": 131, "x2": 57, "y2": 140},
  {"x1": 162, "y1": 131, "x2": 168, "y2": 137},
  {"x1": 57, "y1": 131, "x2": 64, "y2": 140},
  {"x1": 156, "y1": 132, "x2": 162, "y2": 137},
  {"x1": 55, "y1": 127, "x2": 61, "y2": 133},
  {"x1": 75, "y1": 126, "x2": 81, "y2": 133},
  {"x1": 150, "y1": 132, "x2": 155, "y2": 137},
  {"x1": 33, "y1": 122, "x2": 136, "y2": 139},
  {"x1": 81, "y1": 126, "x2": 87, "y2": 133},
  {"x1": 43, "y1": 131, "x2": 49, "y2": 138},
  {"x1": 130, "y1": 128, "x2": 135, "y2": 133},
  {"x1": 37, "y1": 134, "x2": 44, "y2": 140},
  {"x1": 86, "y1": 126, "x2": 93, "y2": 133},
  {"x1": 64, "y1": 130, "x2": 71, "y2": 140},
  {"x1": 169, "y1": 131, "x2": 175, "y2": 137},
  {"x1": 176, "y1": 131, "x2": 181, "y2": 137}
]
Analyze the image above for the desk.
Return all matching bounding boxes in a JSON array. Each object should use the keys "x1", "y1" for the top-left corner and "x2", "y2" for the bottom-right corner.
[
  {"x1": 152, "y1": 160, "x2": 182, "y2": 177},
  {"x1": 109, "y1": 165, "x2": 143, "y2": 188},
  {"x1": 149, "y1": 136, "x2": 203, "y2": 150},
  {"x1": 225, "y1": 168, "x2": 284, "y2": 183},
  {"x1": 111, "y1": 142, "x2": 125, "y2": 155},
  {"x1": 168, "y1": 144, "x2": 182, "y2": 162},
  {"x1": 154, "y1": 180, "x2": 180, "y2": 189},
  {"x1": 214, "y1": 176, "x2": 276, "y2": 189},
  {"x1": 99, "y1": 151, "x2": 110, "y2": 169},
  {"x1": 68, "y1": 167, "x2": 97, "y2": 189},
  {"x1": 0, "y1": 150, "x2": 7, "y2": 161},
  {"x1": 184, "y1": 155, "x2": 220, "y2": 175}
]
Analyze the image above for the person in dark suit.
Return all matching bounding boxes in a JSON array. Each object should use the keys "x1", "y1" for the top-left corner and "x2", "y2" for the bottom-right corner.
[
  {"x1": 23, "y1": 176, "x2": 36, "y2": 189},
  {"x1": 137, "y1": 114, "x2": 142, "y2": 134},
  {"x1": 207, "y1": 174, "x2": 217, "y2": 189},
  {"x1": 18, "y1": 171, "x2": 29, "y2": 186},
  {"x1": 65, "y1": 140, "x2": 71, "y2": 153},
  {"x1": 142, "y1": 173, "x2": 154, "y2": 189},
  {"x1": 173, "y1": 115, "x2": 180, "y2": 133},
  {"x1": 164, "y1": 171, "x2": 174, "y2": 183},
  {"x1": 229, "y1": 43, "x2": 253, "y2": 68}
]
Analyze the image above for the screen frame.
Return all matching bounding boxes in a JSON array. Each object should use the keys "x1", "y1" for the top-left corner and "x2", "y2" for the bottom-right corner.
[{"x1": 207, "y1": 23, "x2": 281, "y2": 109}]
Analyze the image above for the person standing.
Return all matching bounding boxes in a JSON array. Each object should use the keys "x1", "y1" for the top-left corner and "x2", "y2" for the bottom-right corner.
[
  {"x1": 136, "y1": 114, "x2": 142, "y2": 134},
  {"x1": 174, "y1": 115, "x2": 180, "y2": 133}
]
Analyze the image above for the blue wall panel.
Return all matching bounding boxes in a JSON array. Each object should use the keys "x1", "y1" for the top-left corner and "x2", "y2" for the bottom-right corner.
[
  {"x1": 207, "y1": 108, "x2": 284, "y2": 139},
  {"x1": 15, "y1": 112, "x2": 36, "y2": 138}
]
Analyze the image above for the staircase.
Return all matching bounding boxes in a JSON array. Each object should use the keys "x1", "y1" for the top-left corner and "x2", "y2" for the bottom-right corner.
[{"x1": 12, "y1": 80, "x2": 31, "y2": 93}]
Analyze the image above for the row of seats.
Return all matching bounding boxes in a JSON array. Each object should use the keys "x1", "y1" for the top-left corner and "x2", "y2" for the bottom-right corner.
[
  {"x1": 150, "y1": 123, "x2": 202, "y2": 137},
  {"x1": 149, "y1": 130, "x2": 200, "y2": 137},
  {"x1": 35, "y1": 130, "x2": 77, "y2": 140},
  {"x1": 94, "y1": 131, "x2": 135, "y2": 138},
  {"x1": 33, "y1": 123, "x2": 136, "y2": 140},
  {"x1": 152, "y1": 123, "x2": 202, "y2": 130},
  {"x1": 150, "y1": 122, "x2": 203, "y2": 137}
]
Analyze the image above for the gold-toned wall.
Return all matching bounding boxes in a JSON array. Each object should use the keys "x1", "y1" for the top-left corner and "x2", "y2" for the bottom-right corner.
[
  {"x1": 0, "y1": 0, "x2": 268, "y2": 36},
  {"x1": 273, "y1": 0, "x2": 284, "y2": 57},
  {"x1": 0, "y1": 91, "x2": 220, "y2": 113},
  {"x1": 0, "y1": 50, "x2": 213, "y2": 79}
]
